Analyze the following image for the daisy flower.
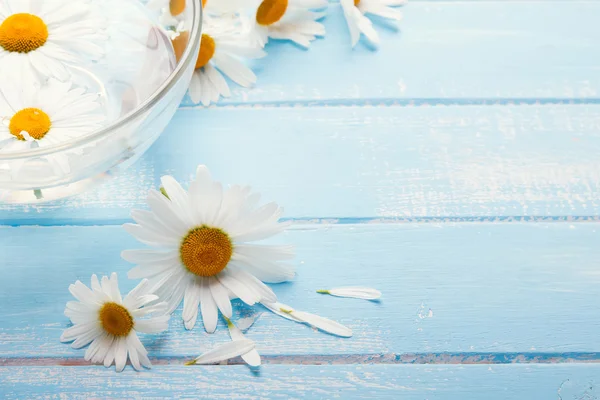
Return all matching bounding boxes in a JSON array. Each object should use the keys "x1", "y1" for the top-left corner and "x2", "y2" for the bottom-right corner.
[
  {"x1": 122, "y1": 165, "x2": 295, "y2": 333},
  {"x1": 183, "y1": 18, "x2": 266, "y2": 106},
  {"x1": 60, "y1": 273, "x2": 170, "y2": 372},
  {"x1": 340, "y1": 0, "x2": 406, "y2": 48},
  {"x1": 248, "y1": 0, "x2": 327, "y2": 48},
  {"x1": 0, "y1": 0, "x2": 106, "y2": 81},
  {"x1": 0, "y1": 78, "x2": 105, "y2": 177}
]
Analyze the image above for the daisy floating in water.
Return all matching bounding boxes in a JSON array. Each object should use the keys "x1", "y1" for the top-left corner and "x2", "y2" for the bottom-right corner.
[
  {"x1": 0, "y1": 79, "x2": 105, "y2": 177},
  {"x1": 0, "y1": 0, "x2": 106, "y2": 81},
  {"x1": 60, "y1": 273, "x2": 170, "y2": 372},
  {"x1": 183, "y1": 17, "x2": 266, "y2": 106},
  {"x1": 122, "y1": 165, "x2": 295, "y2": 333},
  {"x1": 340, "y1": 0, "x2": 406, "y2": 48},
  {"x1": 248, "y1": 0, "x2": 327, "y2": 48}
]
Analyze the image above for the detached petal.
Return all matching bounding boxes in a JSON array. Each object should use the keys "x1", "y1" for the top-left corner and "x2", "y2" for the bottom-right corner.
[
  {"x1": 318, "y1": 287, "x2": 381, "y2": 300},
  {"x1": 225, "y1": 318, "x2": 261, "y2": 367},
  {"x1": 262, "y1": 301, "x2": 352, "y2": 338},
  {"x1": 188, "y1": 340, "x2": 255, "y2": 365}
]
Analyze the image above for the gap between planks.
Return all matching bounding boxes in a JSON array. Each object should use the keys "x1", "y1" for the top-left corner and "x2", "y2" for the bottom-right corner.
[
  {"x1": 2, "y1": 353, "x2": 600, "y2": 367},
  {"x1": 179, "y1": 98, "x2": 600, "y2": 110},
  {"x1": 2, "y1": 215, "x2": 600, "y2": 227}
]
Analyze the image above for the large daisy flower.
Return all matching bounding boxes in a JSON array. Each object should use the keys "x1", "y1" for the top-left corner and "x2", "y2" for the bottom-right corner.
[
  {"x1": 122, "y1": 165, "x2": 295, "y2": 333},
  {"x1": 0, "y1": 78, "x2": 105, "y2": 176},
  {"x1": 340, "y1": 0, "x2": 406, "y2": 48},
  {"x1": 185, "y1": 18, "x2": 266, "y2": 106},
  {"x1": 60, "y1": 273, "x2": 170, "y2": 372},
  {"x1": 249, "y1": 0, "x2": 327, "y2": 48},
  {"x1": 0, "y1": 0, "x2": 106, "y2": 81}
]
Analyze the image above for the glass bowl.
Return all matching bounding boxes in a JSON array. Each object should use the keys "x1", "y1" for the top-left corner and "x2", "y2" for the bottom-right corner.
[{"x1": 0, "y1": 0, "x2": 202, "y2": 204}]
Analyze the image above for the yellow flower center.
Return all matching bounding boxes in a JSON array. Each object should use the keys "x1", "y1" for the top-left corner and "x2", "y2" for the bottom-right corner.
[
  {"x1": 0, "y1": 13, "x2": 48, "y2": 53},
  {"x1": 170, "y1": 0, "x2": 185, "y2": 16},
  {"x1": 180, "y1": 226, "x2": 233, "y2": 277},
  {"x1": 354, "y1": 0, "x2": 360, "y2": 5},
  {"x1": 9, "y1": 108, "x2": 52, "y2": 141},
  {"x1": 195, "y1": 34, "x2": 215, "y2": 69},
  {"x1": 171, "y1": 31, "x2": 189, "y2": 63},
  {"x1": 256, "y1": 0, "x2": 288, "y2": 26},
  {"x1": 99, "y1": 302, "x2": 134, "y2": 337}
]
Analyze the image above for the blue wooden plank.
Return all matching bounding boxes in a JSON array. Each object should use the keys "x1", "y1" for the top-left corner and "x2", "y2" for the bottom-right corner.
[
  {"x1": 1, "y1": 223, "x2": 600, "y2": 358},
  {"x1": 176, "y1": 1, "x2": 600, "y2": 106},
  {"x1": 2, "y1": 105, "x2": 600, "y2": 224},
  {"x1": 1, "y1": 364, "x2": 599, "y2": 399}
]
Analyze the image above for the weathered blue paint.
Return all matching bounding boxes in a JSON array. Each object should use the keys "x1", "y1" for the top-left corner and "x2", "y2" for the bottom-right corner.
[
  {"x1": 2, "y1": 105, "x2": 600, "y2": 224},
  {"x1": 1, "y1": 223, "x2": 600, "y2": 358},
  {"x1": 2, "y1": 1, "x2": 600, "y2": 397},
  {"x1": 1, "y1": 365, "x2": 600, "y2": 399}
]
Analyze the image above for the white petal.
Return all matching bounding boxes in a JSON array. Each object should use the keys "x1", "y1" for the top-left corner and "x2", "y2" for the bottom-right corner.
[
  {"x1": 189, "y1": 340, "x2": 255, "y2": 365},
  {"x1": 261, "y1": 301, "x2": 303, "y2": 323},
  {"x1": 200, "y1": 277, "x2": 218, "y2": 333},
  {"x1": 115, "y1": 337, "x2": 128, "y2": 372},
  {"x1": 226, "y1": 319, "x2": 261, "y2": 367},
  {"x1": 217, "y1": 270, "x2": 261, "y2": 305},
  {"x1": 262, "y1": 302, "x2": 352, "y2": 337},
  {"x1": 228, "y1": 267, "x2": 277, "y2": 303},
  {"x1": 209, "y1": 277, "x2": 233, "y2": 318},
  {"x1": 135, "y1": 316, "x2": 170, "y2": 333},
  {"x1": 320, "y1": 287, "x2": 382, "y2": 300}
]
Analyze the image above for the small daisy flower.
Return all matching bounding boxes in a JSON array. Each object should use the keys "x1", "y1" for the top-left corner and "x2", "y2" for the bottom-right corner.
[
  {"x1": 0, "y1": 0, "x2": 106, "y2": 81},
  {"x1": 340, "y1": 0, "x2": 406, "y2": 48},
  {"x1": 0, "y1": 78, "x2": 105, "y2": 176},
  {"x1": 60, "y1": 273, "x2": 170, "y2": 372},
  {"x1": 122, "y1": 165, "x2": 295, "y2": 333},
  {"x1": 180, "y1": 18, "x2": 266, "y2": 107},
  {"x1": 249, "y1": 0, "x2": 327, "y2": 48}
]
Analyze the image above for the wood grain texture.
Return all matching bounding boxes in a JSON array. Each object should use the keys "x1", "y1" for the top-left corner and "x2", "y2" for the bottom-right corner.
[
  {"x1": 2, "y1": 104, "x2": 600, "y2": 224},
  {"x1": 2, "y1": 223, "x2": 600, "y2": 358},
  {"x1": 174, "y1": 1, "x2": 600, "y2": 106},
  {"x1": 1, "y1": 364, "x2": 599, "y2": 399}
]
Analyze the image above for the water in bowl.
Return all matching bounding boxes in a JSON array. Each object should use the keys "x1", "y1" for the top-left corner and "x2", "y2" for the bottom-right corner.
[
  {"x1": 0, "y1": 0, "x2": 180, "y2": 202},
  {"x1": 89, "y1": 0, "x2": 178, "y2": 122}
]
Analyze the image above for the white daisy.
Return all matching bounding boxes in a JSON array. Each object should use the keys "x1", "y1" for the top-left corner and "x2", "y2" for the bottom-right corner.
[
  {"x1": 249, "y1": 0, "x2": 327, "y2": 48},
  {"x1": 0, "y1": 0, "x2": 106, "y2": 81},
  {"x1": 122, "y1": 165, "x2": 295, "y2": 333},
  {"x1": 60, "y1": 273, "x2": 170, "y2": 372},
  {"x1": 340, "y1": 0, "x2": 406, "y2": 48},
  {"x1": 185, "y1": 18, "x2": 266, "y2": 106},
  {"x1": 0, "y1": 78, "x2": 105, "y2": 177}
]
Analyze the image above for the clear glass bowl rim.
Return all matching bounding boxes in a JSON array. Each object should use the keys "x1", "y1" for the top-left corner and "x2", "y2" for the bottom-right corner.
[{"x1": 0, "y1": 0, "x2": 202, "y2": 161}]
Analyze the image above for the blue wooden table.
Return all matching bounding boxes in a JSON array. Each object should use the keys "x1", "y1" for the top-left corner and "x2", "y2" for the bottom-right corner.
[{"x1": 2, "y1": 1, "x2": 600, "y2": 398}]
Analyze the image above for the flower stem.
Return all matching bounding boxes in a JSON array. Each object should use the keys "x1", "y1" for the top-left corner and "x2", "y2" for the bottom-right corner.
[{"x1": 316, "y1": 289, "x2": 330, "y2": 294}]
